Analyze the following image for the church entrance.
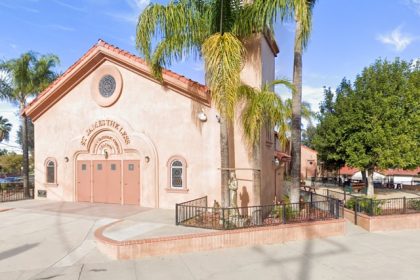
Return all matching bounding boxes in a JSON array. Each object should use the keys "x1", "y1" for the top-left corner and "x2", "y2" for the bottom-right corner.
[{"x1": 76, "y1": 159, "x2": 140, "y2": 205}]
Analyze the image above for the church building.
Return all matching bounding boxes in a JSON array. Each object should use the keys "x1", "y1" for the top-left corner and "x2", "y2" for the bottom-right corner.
[{"x1": 24, "y1": 36, "x2": 283, "y2": 209}]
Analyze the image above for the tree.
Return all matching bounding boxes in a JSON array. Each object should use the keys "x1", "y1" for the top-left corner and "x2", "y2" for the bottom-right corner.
[
  {"x1": 254, "y1": 0, "x2": 317, "y2": 202},
  {"x1": 0, "y1": 52, "x2": 59, "y2": 197},
  {"x1": 17, "y1": 120, "x2": 34, "y2": 158},
  {"x1": 302, "y1": 123, "x2": 316, "y2": 149},
  {"x1": 277, "y1": 98, "x2": 314, "y2": 151},
  {"x1": 312, "y1": 85, "x2": 347, "y2": 172},
  {"x1": 0, "y1": 116, "x2": 12, "y2": 142},
  {"x1": 314, "y1": 59, "x2": 420, "y2": 195},
  {"x1": 237, "y1": 80, "x2": 294, "y2": 146},
  {"x1": 0, "y1": 151, "x2": 23, "y2": 176},
  {"x1": 136, "y1": 0, "x2": 293, "y2": 206}
]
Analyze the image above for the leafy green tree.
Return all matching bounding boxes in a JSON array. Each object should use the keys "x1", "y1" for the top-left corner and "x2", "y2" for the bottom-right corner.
[
  {"x1": 0, "y1": 116, "x2": 12, "y2": 142},
  {"x1": 0, "y1": 52, "x2": 59, "y2": 197},
  {"x1": 314, "y1": 59, "x2": 420, "y2": 195},
  {"x1": 136, "y1": 0, "x2": 294, "y2": 206},
  {"x1": 302, "y1": 123, "x2": 317, "y2": 149},
  {"x1": 0, "y1": 152, "x2": 23, "y2": 176}
]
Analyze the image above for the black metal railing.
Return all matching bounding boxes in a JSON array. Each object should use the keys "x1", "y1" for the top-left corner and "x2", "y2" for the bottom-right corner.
[
  {"x1": 176, "y1": 194, "x2": 341, "y2": 230},
  {"x1": 0, "y1": 183, "x2": 34, "y2": 202},
  {"x1": 323, "y1": 188, "x2": 420, "y2": 217}
]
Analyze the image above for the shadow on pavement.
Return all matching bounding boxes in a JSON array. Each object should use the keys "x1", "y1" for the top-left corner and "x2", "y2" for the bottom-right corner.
[
  {"x1": 0, "y1": 243, "x2": 39, "y2": 261},
  {"x1": 252, "y1": 237, "x2": 350, "y2": 280}
]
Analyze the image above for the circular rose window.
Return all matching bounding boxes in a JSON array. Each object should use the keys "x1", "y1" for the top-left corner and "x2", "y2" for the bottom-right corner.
[
  {"x1": 91, "y1": 65, "x2": 123, "y2": 107},
  {"x1": 99, "y1": 75, "x2": 116, "y2": 98}
]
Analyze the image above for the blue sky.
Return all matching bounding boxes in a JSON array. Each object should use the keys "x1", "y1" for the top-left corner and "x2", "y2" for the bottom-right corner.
[{"x1": 1, "y1": 0, "x2": 419, "y2": 152}]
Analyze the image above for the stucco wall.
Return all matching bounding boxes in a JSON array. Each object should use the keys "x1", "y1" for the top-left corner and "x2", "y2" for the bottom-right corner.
[
  {"x1": 301, "y1": 145, "x2": 317, "y2": 179},
  {"x1": 34, "y1": 60, "x2": 221, "y2": 209}
]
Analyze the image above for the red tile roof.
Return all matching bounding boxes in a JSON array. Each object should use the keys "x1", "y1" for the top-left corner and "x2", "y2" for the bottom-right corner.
[
  {"x1": 339, "y1": 166, "x2": 359, "y2": 176},
  {"x1": 24, "y1": 39, "x2": 208, "y2": 114},
  {"x1": 381, "y1": 168, "x2": 420, "y2": 176},
  {"x1": 275, "y1": 151, "x2": 291, "y2": 162},
  {"x1": 339, "y1": 166, "x2": 420, "y2": 176}
]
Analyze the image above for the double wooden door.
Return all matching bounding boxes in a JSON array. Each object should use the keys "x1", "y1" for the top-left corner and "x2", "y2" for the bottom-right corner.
[{"x1": 76, "y1": 160, "x2": 140, "y2": 205}]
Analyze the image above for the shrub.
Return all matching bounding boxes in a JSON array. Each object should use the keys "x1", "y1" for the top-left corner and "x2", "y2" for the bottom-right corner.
[
  {"x1": 344, "y1": 196, "x2": 383, "y2": 215},
  {"x1": 408, "y1": 199, "x2": 420, "y2": 211}
]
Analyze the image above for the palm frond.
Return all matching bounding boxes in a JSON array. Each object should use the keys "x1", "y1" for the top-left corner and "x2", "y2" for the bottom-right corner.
[
  {"x1": 238, "y1": 78, "x2": 292, "y2": 146},
  {"x1": 202, "y1": 32, "x2": 245, "y2": 119},
  {"x1": 136, "y1": 0, "x2": 208, "y2": 79}
]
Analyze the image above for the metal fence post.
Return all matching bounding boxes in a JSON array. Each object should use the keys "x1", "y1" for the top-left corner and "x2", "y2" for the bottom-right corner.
[
  {"x1": 370, "y1": 198, "x2": 374, "y2": 216},
  {"x1": 222, "y1": 208, "x2": 225, "y2": 229},
  {"x1": 335, "y1": 200, "x2": 340, "y2": 218},
  {"x1": 403, "y1": 197, "x2": 407, "y2": 214},
  {"x1": 354, "y1": 199, "x2": 358, "y2": 225},
  {"x1": 282, "y1": 204, "x2": 286, "y2": 224},
  {"x1": 175, "y1": 204, "x2": 179, "y2": 225}
]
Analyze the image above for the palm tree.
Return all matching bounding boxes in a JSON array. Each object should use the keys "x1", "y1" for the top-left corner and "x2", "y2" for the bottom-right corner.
[
  {"x1": 0, "y1": 116, "x2": 12, "y2": 142},
  {"x1": 237, "y1": 80, "x2": 294, "y2": 147},
  {"x1": 277, "y1": 99, "x2": 315, "y2": 151},
  {"x1": 136, "y1": 0, "x2": 292, "y2": 206},
  {"x1": 256, "y1": 0, "x2": 317, "y2": 202},
  {"x1": 0, "y1": 52, "x2": 59, "y2": 197}
]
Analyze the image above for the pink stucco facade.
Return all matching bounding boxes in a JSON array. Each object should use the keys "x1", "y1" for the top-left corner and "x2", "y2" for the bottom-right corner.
[
  {"x1": 301, "y1": 145, "x2": 318, "y2": 179},
  {"x1": 25, "y1": 38, "x2": 280, "y2": 209}
]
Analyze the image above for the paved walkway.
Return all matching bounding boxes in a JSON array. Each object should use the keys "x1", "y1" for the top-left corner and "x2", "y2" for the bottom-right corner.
[{"x1": 1, "y1": 200, "x2": 420, "y2": 279}]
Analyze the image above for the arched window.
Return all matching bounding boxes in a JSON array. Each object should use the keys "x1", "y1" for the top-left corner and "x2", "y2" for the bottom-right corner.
[
  {"x1": 171, "y1": 160, "x2": 183, "y2": 188},
  {"x1": 167, "y1": 156, "x2": 188, "y2": 191},
  {"x1": 45, "y1": 158, "x2": 57, "y2": 184}
]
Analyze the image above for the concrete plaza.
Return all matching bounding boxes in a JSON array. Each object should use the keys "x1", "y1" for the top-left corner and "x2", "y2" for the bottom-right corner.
[{"x1": 0, "y1": 200, "x2": 419, "y2": 280}]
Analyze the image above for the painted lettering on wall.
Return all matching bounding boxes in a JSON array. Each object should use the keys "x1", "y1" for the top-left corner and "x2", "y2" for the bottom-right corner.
[{"x1": 81, "y1": 119, "x2": 130, "y2": 146}]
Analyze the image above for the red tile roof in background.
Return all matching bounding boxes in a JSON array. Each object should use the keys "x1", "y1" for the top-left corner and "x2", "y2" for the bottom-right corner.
[
  {"x1": 339, "y1": 166, "x2": 359, "y2": 176},
  {"x1": 339, "y1": 166, "x2": 420, "y2": 176}
]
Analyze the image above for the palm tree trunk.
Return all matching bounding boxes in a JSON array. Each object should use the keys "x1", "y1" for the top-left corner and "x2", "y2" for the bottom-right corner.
[
  {"x1": 252, "y1": 142, "x2": 261, "y2": 205},
  {"x1": 290, "y1": 20, "x2": 303, "y2": 204},
  {"x1": 220, "y1": 114, "x2": 230, "y2": 207},
  {"x1": 20, "y1": 103, "x2": 30, "y2": 198}
]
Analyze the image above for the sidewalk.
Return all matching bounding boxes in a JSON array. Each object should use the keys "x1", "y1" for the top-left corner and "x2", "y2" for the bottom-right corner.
[{"x1": 2, "y1": 200, "x2": 420, "y2": 279}]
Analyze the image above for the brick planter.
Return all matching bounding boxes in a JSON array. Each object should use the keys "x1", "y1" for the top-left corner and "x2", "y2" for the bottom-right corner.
[
  {"x1": 95, "y1": 219, "x2": 345, "y2": 259},
  {"x1": 344, "y1": 208, "x2": 420, "y2": 232}
]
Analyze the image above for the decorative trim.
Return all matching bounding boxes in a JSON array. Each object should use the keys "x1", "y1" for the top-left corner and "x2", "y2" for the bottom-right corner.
[
  {"x1": 44, "y1": 157, "x2": 57, "y2": 185},
  {"x1": 23, "y1": 40, "x2": 211, "y2": 121},
  {"x1": 164, "y1": 188, "x2": 189, "y2": 193},
  {"x1": 91, "y1": 64, "x2": 123, "y2": 107},
  {"x1": 166, "y1": 155, "x2": 188, "y2": 191}
]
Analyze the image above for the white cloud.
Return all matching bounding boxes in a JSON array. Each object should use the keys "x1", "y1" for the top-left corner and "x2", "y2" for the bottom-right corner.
[
  {"x1": 377, "y1": 26, "x2": 415, "y2": 52},
  {"x1": 106, "y1": 0, "x2": 149, "y2": 24},
  {"x1": 275, "y1": 85, "x2": 324, "y2": 113},
  {"x1": 405, "y1": 0, "x2": 420, "y2": 15},
  {"x1": 302, "y1": 85, "x2": 324, "y2": 113},
  {"x1": 53, "y1": 0, "x2": 87, "y2": 13}
]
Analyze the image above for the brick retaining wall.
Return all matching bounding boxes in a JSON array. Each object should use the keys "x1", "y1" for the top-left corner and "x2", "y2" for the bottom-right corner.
[
  {"x1": 95, "y1": 219, "x2": 345, "y2": 259},
  {"x1": 344, "y1": 208, "x2": 420, "y2": 232}
]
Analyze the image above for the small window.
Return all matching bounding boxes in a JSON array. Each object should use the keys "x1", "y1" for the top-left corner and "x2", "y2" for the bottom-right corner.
[
  {"x1": 81, "y1": 164, "x2": 87, "y2": 171},
  {"x1": 171, "y1": 160, "x2": 183, "y2": 188},
  {"x1": 46, "y1": 160, "x2": 56, "y2": 184},
  {"x1": 97, "y1": 164, "x2": 102, "y2": 170},
  {"x1": 111, "y1": 163, "x2": 116, "y2": 171},
  {"x1": 128, "y1": 164, "x2": 134, "y2": 171}
]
